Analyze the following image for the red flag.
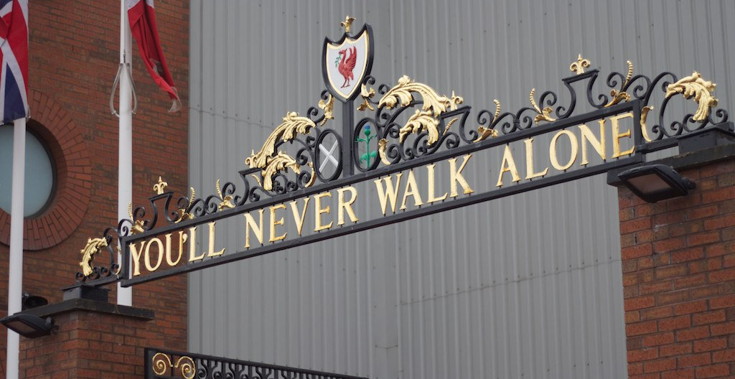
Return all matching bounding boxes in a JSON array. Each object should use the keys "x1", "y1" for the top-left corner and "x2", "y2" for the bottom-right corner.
[{"x1": 127, "y1": 0, "x2": 180, "y2": 112}]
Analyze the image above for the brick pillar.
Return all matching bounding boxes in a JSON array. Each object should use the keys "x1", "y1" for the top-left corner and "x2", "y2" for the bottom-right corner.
[
  {"x1": 615, "y1": 142, "x2": 735, "y2": 379},
  {"x1": 17, "y1": 294, "x2": 160, "y2": 378}
]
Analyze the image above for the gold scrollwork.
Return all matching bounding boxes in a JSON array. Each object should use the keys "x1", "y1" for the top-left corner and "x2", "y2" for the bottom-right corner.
[
  {"x1": 175, "y1": 187, "x2": 196, "y2": 223},
  {"x1": 664, "y1": 71, "x2": 719, "y2": 121},
  {"x1": 640, "y1": 105, "x2": 654, "y2": 142},
  {"x1": 317, "y1": 94, "x2": 334, "y2": 126},
  {"x1": 259, "y1": 153, "x2": 300, "y2": 192},
  {"x1": 604, "y1": 60, "x2": 634, "y2": 108},
  {"x1": 377, "y1": 138, "x2": 391, "y2": 166},
  {"x1": 378, "y1": 75, "x2": 463, "y2": 145},
  {"x1": 529, "y1": 88, "x2": 556, "y2": 124},
  {"x1": 569, "y1": 54, "x2": 590, "y2": 75},
  {"x1": 474, "y1": 126, "x2": 499, "y2": 142},
  {"x1": 151, "y1": 353, "x2": 195, "y2": 379},
  {"x1": 152, "y1": 353, "x2": 171, "y2": 376},
  {"x1": 128, "y1": 203, "x2": 145, "y2": 234},
  {"x1": 245, "y1": 111, "x2": 322, "y2": 191},
  {"x1": 215, "y1": 179, "x2": 235, "y2": 211},
  {"x1": 474, "y1": 99, "x2": 501, "y2": 142},
  {"x1": 177, "y1": 356, "x2": 196, "y2": 379},
  {"x1": 246, "y1": 112, "x2": 317, "y2": 169},
  {"x1": 357, "y1": 84, "x2": 376, "y2": 111},
  {"x1": 403, "y1": 109, "x2": 441, "y2": 143},
  {"x1": 303, "y1": 162, "x2": 317, "y2": 187},
  {"x1": 79, "y1": 237, "x2": 108, "y2": 277}
]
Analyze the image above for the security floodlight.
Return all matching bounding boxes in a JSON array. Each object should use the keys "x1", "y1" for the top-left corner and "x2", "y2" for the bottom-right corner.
[
  {"x1": 0, "y1": 313, "x2": 55, "y2": 338},
  {"x1": 618, "y1": 164, "x2": 696, "y2": 203}
]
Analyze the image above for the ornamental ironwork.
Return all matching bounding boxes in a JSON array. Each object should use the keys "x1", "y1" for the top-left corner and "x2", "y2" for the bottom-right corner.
[
  {"x1": 145, "y1": 348, "x2": 369, "y2": 379},
  {"x1": 74, "y1": 18, "x2": 732, "y2": 287}
]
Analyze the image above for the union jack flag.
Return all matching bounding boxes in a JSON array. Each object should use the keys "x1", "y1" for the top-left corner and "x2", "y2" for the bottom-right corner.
[{"x1": 0, "y1": 0, "x2": 28, "y2": 124}]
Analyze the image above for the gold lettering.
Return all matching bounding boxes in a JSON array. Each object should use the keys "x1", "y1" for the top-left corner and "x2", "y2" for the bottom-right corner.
[
  {"x1": 400, "y1": 170, "x2": 424, "y2": 210},
  {"x1": 165, "y1": 231, "x2": 186, "y2": 267},
  {"x1": 426, "y1": 163, "x2": 448, "y2": 203},
  {"x1": 130, "y1": 241, "x2": 147, "y2": 276},
  {"x1": 269, "y1": 204, "x2": 287, "y2": 242},
  {"x1": 449, "y1": 154, "x2": 474, "y2": 197},
  {"x1": 496, "y1": 145, "x2": 521, "y2": 187},
  {"x1": 549, "y1": 130, "x2": 579, "y2": 171},
  {"x1": 579, "y1": 121, "x2": 606, "y2": 166},
  {"x1": 144, "y1": 237, "x2": 164, "y2": 272},
  {"x1": 243, "y1": 210, "x2": 264, "y2": 249},
  {"x1": 289, "y1": 198, "x2": 310, "y2": 236},
  {"x1": 189, "y1": 226, "x2": 205, "y2": 262},
  {"x1": 337, "y1": 187, "x2": 359, "y2": 225},
  {"x1": 206, "y1": 221, "x2": 225, "y2": 257},
  {"x1": 611, "y1": 112, "x2": 635, "y2": 158},
  {"x1": 524, "y1": 138, "x2": 548, "y2": 180},
  {"x1": 374, "y1": 173, "x2": 403, "y2": 215},
  {"x1": 313, "y1": 192, "x2": 333, "y2": 232}
]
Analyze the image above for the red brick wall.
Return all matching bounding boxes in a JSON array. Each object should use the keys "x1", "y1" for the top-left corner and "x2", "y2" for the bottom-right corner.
[
  {"x1": 20, "y1": 306, "x2": 156, "y2": 378},
  {"x1": 619, "y1": 157, "x2": 735, "y2": 379},
  {"x1": 0, "y1": 0, "x2": 190, "y2": 375}
]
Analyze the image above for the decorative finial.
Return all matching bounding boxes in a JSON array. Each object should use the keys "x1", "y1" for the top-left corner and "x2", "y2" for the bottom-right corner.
[
  {"x1": 341, "y1": 16, "x2": 356, "y2": 33},
  {"x1": 569, "y1": 54, "x2": 591, "y2": 75},
  {"x1": 153, "y1": 176, "x2": 168, "y2": 194}
]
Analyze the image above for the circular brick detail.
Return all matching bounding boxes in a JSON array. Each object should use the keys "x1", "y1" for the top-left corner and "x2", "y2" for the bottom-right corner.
[{"x1": 0, "y1": 91, "x2": 91, "y2": 250}]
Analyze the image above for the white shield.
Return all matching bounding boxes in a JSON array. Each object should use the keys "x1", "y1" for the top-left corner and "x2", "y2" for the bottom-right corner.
[{"x1": 323, "y1": 27, "x2": 372, "y2": 102}]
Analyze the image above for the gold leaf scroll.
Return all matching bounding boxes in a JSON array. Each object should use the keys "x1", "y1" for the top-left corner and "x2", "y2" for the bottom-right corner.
[
  {"x1": 400, "y1": 109, "x2": 440, "y2": 143},
  {"x1": 260, "y1": 152, "x2": 302, "y2": 191},
  {"x1": 79, "y1": 237, "x2": 108, "y2": 277},
  {"x1": 245, "y1": 112, "x2": 317, "y2": 169},
  {"x1": 665, "y1": 71, "x2": 719, "y2": 122},
  {"x1": 245, "y1": 111, "x2": 319, "y2": 191},
  {"x1": 317, "y1": 94, "x2": 334, "y2": 126},
  {"x1": 357, "y1": 84, "x2": 376, "y2": 111},
  {"x1": 378, "y1": 76, "x2": 463, "y2": 145}
]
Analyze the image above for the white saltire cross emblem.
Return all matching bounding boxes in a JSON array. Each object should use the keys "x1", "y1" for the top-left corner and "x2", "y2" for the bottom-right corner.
[{"x1": 319, "y1": 140, "x2": 339, "y2": 171}]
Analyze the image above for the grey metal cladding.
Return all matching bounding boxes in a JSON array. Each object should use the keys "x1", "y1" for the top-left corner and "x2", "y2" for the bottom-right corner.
[{"x1": 188, "y1": 0, "x2": 734, "y2": 378}]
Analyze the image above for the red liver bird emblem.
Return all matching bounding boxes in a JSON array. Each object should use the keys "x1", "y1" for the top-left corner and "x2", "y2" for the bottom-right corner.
[
  {"x1": 323, "y1": 21, "x2": 373, "y2": 102},
  {"x1": 336, "y1": 46, "x2": 357, "y2": 88}
]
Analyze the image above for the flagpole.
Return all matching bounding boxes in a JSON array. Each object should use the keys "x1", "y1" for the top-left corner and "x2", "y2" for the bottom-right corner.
[
  {"x1": 6, "y1": 118, "x2": 26, "y2": 379},
  {"x1": 117, "y1": 0, "x2": 133, "y2": 306}
]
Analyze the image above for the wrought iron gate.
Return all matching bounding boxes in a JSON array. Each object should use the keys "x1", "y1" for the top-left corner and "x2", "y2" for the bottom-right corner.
[{"x1": 145, "y1": 348, "x2": 369, "y2": 379}]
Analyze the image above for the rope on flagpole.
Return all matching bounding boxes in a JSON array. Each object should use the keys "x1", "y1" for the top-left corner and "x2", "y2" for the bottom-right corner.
[{"x1": 109, "y1": 55, "x2": 138, "y2": 117}]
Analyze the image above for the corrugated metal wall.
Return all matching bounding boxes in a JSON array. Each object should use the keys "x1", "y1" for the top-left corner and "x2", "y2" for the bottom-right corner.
[{"x1": 187, "y1": 1, "x2": 735, "y2": 378}]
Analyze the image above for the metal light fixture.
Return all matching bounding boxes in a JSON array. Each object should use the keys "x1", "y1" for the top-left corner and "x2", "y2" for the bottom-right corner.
[
  {"x1": 618, "y1": 164, "x2": 696, "y2": 203},
  {"x1": 0, "y1": 313, "x2": 55, "y2": 338}
]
